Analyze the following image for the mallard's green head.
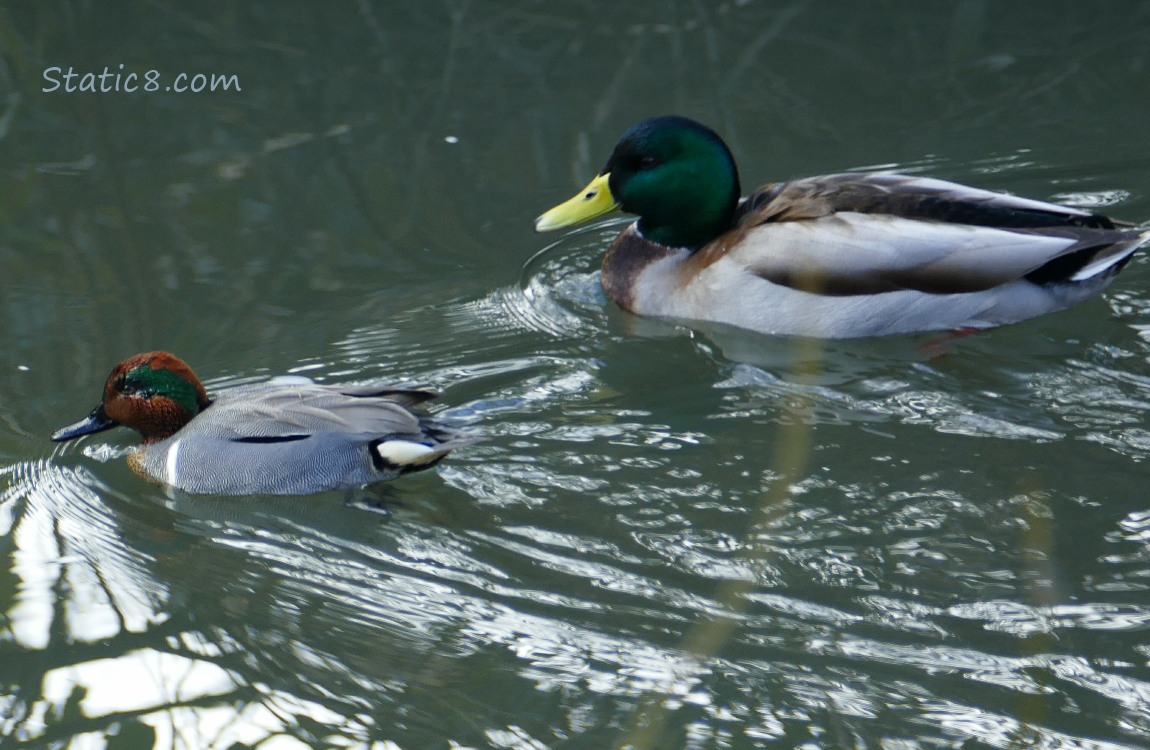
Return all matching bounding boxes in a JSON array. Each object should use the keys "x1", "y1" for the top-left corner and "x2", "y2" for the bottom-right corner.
[{"x1": 535, "y1": 116, "x2": 741, "y2": 250}]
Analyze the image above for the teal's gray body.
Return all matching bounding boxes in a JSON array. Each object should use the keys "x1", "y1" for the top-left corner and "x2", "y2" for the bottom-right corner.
[{"x1": 133, "y1": 378, "x2": 466, "y2": 495}]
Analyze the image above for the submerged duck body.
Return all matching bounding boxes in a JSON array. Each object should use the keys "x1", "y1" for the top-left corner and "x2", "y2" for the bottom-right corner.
[
  {"x1": 52, "y1": 352, "x2": 470, "y2": 495},
  {"x1": 536, "y1": 116, "x2": 1149, "y2": 338}
]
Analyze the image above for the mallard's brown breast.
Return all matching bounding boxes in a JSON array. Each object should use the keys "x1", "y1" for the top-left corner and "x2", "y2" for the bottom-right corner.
[{"x1": 600, "y1": 226, "x2": 681, "y2": 312}]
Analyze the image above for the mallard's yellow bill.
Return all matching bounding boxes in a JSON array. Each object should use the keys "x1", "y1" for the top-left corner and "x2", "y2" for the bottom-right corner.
[{"x1": 534, "y1": 173, "x2": 620, "y2": 232}]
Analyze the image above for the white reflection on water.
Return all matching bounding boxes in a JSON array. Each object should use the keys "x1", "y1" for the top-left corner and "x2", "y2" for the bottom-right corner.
[
  {"x1": 948, "y1": 600, "x2": 1150, "y2": 634},
  {"x1": 1, "y1": 461, "x2": 162, "y2": 648},
  {"x1": 922, "y1": 700, "x2": 1141, "y2": 750},
  {"x1": 39, "y1": 650, "x2": 397, "y2": 750}
]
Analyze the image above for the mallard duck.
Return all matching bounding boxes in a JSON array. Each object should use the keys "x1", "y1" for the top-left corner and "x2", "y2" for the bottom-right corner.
[
  {"x1": 534, "y1": 115, "x2": 1148, "y2": 338},
  {"x1": 52, "y1": 352, "x2": 472, "y2": 495}
]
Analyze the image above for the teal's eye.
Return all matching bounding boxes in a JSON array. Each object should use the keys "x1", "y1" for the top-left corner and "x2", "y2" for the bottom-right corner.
[
  {"x1": 121, "y1": 371, "x2": 154, "y2": 397},
  {"x1": 116, "y1": 372, "x2": 147, "y2": 396}
]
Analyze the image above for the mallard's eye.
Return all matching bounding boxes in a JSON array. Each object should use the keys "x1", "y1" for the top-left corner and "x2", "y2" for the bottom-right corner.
[{"x1": 639, "y1": 156, "x2": 660, "y2": 169}]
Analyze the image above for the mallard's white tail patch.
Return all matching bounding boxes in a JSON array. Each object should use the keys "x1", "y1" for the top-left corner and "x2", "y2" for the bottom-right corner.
[
  {"x1": 374, "y1": 439, "x2": 441, "y2": 466},
  {"x1": 1070, "y1": 230, "x2": 1150, "y2": 281}
]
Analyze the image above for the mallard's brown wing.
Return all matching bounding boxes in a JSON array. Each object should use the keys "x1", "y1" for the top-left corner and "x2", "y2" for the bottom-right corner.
[
  {"x1": 735, "y1": 173, "x2": 1119, "y2": 229},
  {"x1": 697, "y1": 173, "x2": 1145, "y2": 296}
]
